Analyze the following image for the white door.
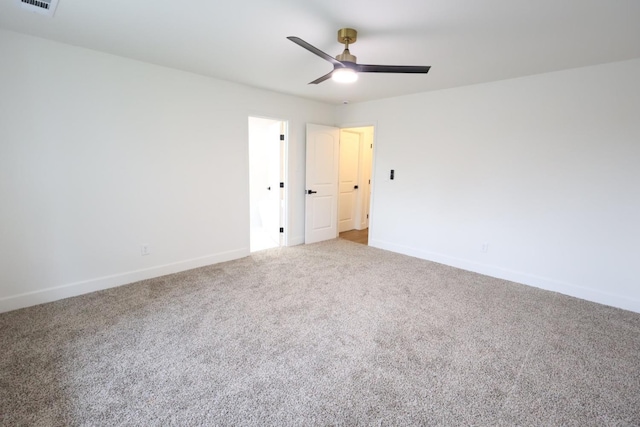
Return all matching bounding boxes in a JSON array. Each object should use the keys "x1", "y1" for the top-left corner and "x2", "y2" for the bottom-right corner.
[
  {"x1": 305, "y1": 124, "x2": 340, "y2": 244},
  {"x1": 338, "y1": 130, "x2": 360, "y2": 232},
  {"x1": 249, "y1": 117, "x2": 283, "y2": 252},
  {"x1": 265, "y1": 121, "x2": 282, "y2": 245}
]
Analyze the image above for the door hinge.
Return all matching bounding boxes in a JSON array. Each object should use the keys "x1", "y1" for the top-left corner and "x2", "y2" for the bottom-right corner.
[
  {"x1": 279, "y1": 182, "x2": 284, "y2": 188},
  {"x1": 370, "y1": 144, "x2": 373, "y2": 148},
  {"x1": 367, "y1": 214, "x2": 369, "y2": 219},
  {"x1": 279, "y1": 227, "x2": 284, "y2": 233},
  {"x1": 280, "y1": 134, "x2": 285, "y2": 141}
]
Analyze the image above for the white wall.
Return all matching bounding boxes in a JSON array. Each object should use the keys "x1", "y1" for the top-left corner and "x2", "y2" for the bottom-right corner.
[
  {"x1": 2, "y1": 28, "x2": 638, "y2": 314},
  {"x1": 0, "y1": 29, "x2": 334, "y2": 312},
  {"x1": 337, "y1": 59, "x2": 640, "y2": 313}
]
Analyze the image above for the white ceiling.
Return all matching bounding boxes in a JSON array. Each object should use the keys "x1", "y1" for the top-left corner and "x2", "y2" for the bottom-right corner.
[{"x1": 2, "y1": 0, "x2": 640, "y2": 105}]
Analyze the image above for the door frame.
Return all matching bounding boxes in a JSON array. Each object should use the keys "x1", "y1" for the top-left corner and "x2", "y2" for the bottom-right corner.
[
  {"x1": 338, "y1": 122, "x2": 377, "y2": 242},
  {"x1": 248, "y1": 115, "x2": 290, "y2": 248},
  {"x1": 338, "y1": 129, "x2": 361, "y2": 233}
]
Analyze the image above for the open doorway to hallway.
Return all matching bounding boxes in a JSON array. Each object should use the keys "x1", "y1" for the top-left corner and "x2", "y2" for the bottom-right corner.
[
  {"x1": 338, "y1": 126, "x2": 374, "y2": 245},
  {"x1": 248, "y1": 117, "x2": 287, "y2": 252}
]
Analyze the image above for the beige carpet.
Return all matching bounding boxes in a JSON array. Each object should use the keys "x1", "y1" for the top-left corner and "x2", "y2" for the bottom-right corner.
[{"x1": 1, "y1": 239, "x2": 639, "y2": 426}]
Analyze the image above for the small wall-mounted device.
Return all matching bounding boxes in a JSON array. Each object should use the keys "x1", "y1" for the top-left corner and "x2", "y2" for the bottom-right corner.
[{"x1": 390, "y1": 169, "x2": 395, "y2": 180}]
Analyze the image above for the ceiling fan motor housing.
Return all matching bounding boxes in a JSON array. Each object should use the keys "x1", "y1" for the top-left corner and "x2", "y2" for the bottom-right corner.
[
  {"x1": 337, "y1": 28, "x2": 357, "y2": 44},
  {"x1": 336, "y1": 49, "x2": 357, "y2": 64}
]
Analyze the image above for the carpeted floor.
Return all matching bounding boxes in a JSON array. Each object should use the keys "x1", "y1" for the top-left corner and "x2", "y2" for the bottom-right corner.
[{"x1": 1, "y1": 239, "x2": 639, "y2": 426}]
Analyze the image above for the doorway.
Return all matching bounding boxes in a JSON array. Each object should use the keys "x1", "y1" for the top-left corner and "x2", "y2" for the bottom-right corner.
[
  {"x1": 248, "y1": 116, "x2": 287, "y2": 252},
  {"x1": 304, "y1": 124, "x2": 374, "y2": 246},
  {"x1": 338, "y1": 126, "x2": 374, "y2": 244}
]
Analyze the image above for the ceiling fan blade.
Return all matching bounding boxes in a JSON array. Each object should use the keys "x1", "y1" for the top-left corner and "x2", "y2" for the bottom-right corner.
[
  {"x1": 309, "y1": 71, "x2": 334, "y2": 85},
  {"x1": 357, "y1": 64, "x2": 431, "y2": 74},
  {"x1": 287, "y1": 36, "x2": 344, "y2": 67}
]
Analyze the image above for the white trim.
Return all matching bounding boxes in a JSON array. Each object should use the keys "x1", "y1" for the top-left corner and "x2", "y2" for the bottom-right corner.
[
  {"x1": 281, "y1": 121, "x2": 290, "y2": 247},
  {"x1": 0, "y1": 248, "x2": 248, "y2": 313},
  {"x1": 336, "y1": 121, "x2": 378, "y2": 242},
  {"x1": 370, "y1": 238, "x2": 640, "y2": 314}
]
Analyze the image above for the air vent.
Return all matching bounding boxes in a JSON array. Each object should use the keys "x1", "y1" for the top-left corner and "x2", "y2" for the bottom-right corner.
[{"x1": 17, "y1": 0, "x2": 59, "y2": 16}]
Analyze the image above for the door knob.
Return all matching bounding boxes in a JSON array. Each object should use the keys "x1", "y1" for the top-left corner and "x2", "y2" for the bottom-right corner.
[
  {"x1": 354, "y1": 185, "x2": 359, "y2": 189},
  {"x1": 267, "y1": 186, "x2": 271, "y2": 190},
  {"x1": 307, "y1": 190, "x2": 317, "y2": 194}
]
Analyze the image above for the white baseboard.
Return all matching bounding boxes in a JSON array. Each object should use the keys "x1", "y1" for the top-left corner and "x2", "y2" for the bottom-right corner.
[
  {"x1": 5, "y1": 241, "x2": 638, "y2": 315},
  {"x1": 370, "y1": 238, "x2": 640, "y2": 314},
  {"x1": 0, "y1": 248, "x2": 248, "y2": 314}
]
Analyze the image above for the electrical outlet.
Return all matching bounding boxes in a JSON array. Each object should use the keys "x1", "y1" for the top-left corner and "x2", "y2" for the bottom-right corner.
[
  {"x1": 141, "y1": 245, "x2": 150, "y2": 256},
  {"x1": 481, "y1": 243, "x2": 489, "y2": 253}
]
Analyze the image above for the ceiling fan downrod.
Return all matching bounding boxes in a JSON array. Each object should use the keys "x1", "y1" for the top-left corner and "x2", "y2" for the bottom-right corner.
[{"x1": 336, "y1": 28, "x2": 357, "y2": 63}]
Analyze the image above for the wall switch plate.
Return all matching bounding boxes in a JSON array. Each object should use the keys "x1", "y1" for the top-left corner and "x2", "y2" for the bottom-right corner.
[
  {"x1": 481, "y1": 243, "x2": 489, "y2": 253},
  {"x1": 141, "y1": 245, "x2": 150, "y2": 256}
]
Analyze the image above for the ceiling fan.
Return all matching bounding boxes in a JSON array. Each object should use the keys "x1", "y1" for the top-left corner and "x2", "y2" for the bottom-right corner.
[{"x1": 287, "y1": 28, "x2": 431, "y2": 84}]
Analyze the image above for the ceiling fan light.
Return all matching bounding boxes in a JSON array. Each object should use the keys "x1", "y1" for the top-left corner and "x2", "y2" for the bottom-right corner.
[{"x1": 332, "y1": 67, "x2": 358, "y2": 83}]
